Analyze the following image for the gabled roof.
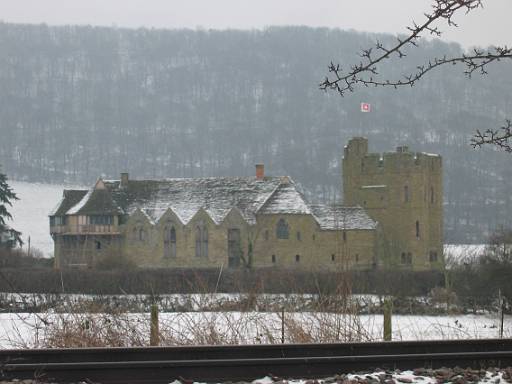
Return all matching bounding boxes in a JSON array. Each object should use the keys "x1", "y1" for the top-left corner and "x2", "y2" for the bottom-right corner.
[
  {"x1": 67, "y1": 187, "x2": 121, "y2": 215},
  {"x1": 53, "y1": 176, "x2": 285, "y2": 225},
  {"x1": 50, "y1": 176, "x2": 380, "y2": 231},
  {"x1": 257, "y1": 179, "x2": 311, "y2": 215},
  {"x1": 49, "y1": 190, "x2": 88, "y2": 216},
  {"x1": 104, "y1": 177, "x2": 283, "y2": 224},
  {"x1": 310, "y1": 205, "x2": 377, "y2": 230}
]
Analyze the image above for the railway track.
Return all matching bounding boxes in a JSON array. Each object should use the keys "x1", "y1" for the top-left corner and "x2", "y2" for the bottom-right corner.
[{"x1": 1, "y1": 339, "x2": 511, "y2": 384}]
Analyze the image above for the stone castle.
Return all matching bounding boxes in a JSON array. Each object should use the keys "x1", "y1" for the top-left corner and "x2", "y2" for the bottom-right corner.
[{"x1": 50, "y1": 138, "x2": 443, "y2": 270}]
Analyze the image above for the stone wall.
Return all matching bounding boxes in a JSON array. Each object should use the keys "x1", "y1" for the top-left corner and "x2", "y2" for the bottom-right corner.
[
  {"x1": 342, "y1": 137, "x2": 443, "y2": 270},
  {"x1": 56, "y1": 211, "x2": 377, "y2": 271}
]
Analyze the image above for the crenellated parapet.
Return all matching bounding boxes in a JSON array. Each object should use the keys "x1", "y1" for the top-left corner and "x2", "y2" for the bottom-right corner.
[
  {"x1": 342, "y1": 137, "x2": 443, "y2": 271},
  {"x1": 344, "y1": 138, "x2": 441, "y2": 176}
]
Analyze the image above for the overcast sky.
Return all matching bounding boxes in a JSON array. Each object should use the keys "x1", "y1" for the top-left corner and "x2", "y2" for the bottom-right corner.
[{"x1": 0, "y1": 0, "x2": 510, "y2": 48}]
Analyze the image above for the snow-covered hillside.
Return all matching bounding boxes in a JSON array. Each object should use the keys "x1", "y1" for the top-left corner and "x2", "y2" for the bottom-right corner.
[{"x1": 9, "y1": 181, "x2": 85, "y2": 257}]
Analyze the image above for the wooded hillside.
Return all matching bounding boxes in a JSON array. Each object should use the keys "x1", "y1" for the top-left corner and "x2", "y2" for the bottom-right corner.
[{"x1": 0, "y1": 23, "x2": 510, "y2": 242}]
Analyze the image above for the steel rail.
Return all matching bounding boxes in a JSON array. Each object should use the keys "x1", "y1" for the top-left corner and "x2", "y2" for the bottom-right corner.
[
  {"x1": 1, "y1": 340, "x2": 511, "y2": 384},
  {"x1": 2, "y1": 338, "x2": 512, "y2": 364}
]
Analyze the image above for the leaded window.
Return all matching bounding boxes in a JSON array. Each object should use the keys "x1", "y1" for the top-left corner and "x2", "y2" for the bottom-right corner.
[
  {"x1": 164, "y1": 226, "x2": 177, "y2": 258},
  {"x1": 195, "y1": 223, "x2": 208, "y2": 258},
  {"x1": 276, "y1": 218, "x2": 289, "y2": 239},
  {"x1": 89, "y1": 215, "x2": 113, "y2": 225}
]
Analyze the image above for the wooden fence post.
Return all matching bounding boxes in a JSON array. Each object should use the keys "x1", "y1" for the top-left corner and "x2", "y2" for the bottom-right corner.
[
  {"x1": 150, "y1": 303, "x2": 159, "y2": 346},
  {"x1": 383, "y1": 297, "x2": 392, "y2": 341}
]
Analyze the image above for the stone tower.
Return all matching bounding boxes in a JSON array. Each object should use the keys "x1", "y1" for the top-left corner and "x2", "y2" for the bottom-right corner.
[{"x1": 342, "y1": 137, "x2": 443, "y2": 270}]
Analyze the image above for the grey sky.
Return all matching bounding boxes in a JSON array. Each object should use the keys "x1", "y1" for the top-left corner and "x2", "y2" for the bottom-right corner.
[{"x1": 0, "y1": 0, "x2": 509, "y2": 48}]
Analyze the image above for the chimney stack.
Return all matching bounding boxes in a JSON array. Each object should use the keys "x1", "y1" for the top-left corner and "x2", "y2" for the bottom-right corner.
[
  {"x1": 255, "y1": 164, "x2": 264, "y2": 179},
  {"x1": 121, "y1": 172, "x2": 129, "y2": 187}
]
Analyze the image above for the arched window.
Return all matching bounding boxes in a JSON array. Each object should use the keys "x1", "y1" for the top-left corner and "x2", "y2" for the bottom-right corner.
[
  {"x1": 195, "y1": 226, "x2": 201, "y2": 258},
  {"x1": 164, "y1": 226, "x2": 177, "y2": 258},
  {"x1": 202, "y1": 226, "x2": 208, "y2": 258},
  {"x1": 276, "y1": 218, "x2": 289, "y2": 239},
  {"x1": 416, "y1": 220, "x2": 420, "y2": 239},
  {"x1": 404, "y1": 185, "x2": 410, "y2": 203},
  {"x1": 195, "y1": 223, "x2": 208, "y2": 258},
  {"x1": 138, "y1": 228, "x2": 145, "y2": 241}
]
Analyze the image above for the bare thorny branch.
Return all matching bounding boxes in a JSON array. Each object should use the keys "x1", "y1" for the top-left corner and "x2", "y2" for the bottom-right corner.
[
  {"x1": 320, "y1": 0, "x2": 512, "y2": 152},
  {"x1": 472, "y1": 120, "x2": 512, "y2": 152}
]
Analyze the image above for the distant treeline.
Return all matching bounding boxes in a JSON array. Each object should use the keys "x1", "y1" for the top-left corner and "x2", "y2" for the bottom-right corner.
[{"x1": 0, "y1": 23, "x2": 511, "y2": 242}]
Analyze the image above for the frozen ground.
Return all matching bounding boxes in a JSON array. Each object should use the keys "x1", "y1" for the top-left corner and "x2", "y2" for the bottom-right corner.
[
  {"x1": 0, "y1": 312, "x2": 509, "y2": 349},
  {"x1": 7, "y1": 181, "x2": 488, "y2": 260}
]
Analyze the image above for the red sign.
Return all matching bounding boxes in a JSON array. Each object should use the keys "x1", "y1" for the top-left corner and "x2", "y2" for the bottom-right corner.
[{"x1": 360, "y1": 102, "x2": 371, "y2": 112}]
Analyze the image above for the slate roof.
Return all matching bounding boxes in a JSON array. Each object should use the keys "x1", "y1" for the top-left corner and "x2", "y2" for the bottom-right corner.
[
  {"x1": 104, "y1": 177, "x2": 283, "y2": 224},
  {"x1": 310, "y1": 205, "x2": 377, "y2": 230},
  {"x1": 49, "y1": 190, "x2": 88, "y2": 216},
  {"x1": 257, "y1": 180, "x2": 311, "y2": 215},
  {"x1": 51, "y1": 176, "x2": 378, "y2": 230},
  {"x1": 67, "y1": 188, "x2": 119, "y2": 215}
]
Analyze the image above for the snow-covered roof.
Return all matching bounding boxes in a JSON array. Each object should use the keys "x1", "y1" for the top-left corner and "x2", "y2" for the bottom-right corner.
[
  {"x1": 258, "y1": 179, "x2": 311, "y2": 215},
  {"x1": 57, "y1": 176, "x2": 286, "y2": 225},
  {"x1": 49, "y1": 190, "x2": 88, "y2": 216},
  {"x1": 310, "y1": 205, "x2": 377, "y2": 230},
  {"x1": 52, "y1": 176, "x2": 380, "y2": 231},
  {"x1": 361, "y1": 185, "x2": 387, "y2": 189}
]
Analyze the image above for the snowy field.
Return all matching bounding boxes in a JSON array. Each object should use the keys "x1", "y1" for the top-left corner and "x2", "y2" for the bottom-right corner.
[
  {"x1": 8, "y1": 181, "x2": 488, "y2": 260},
  {"x1": 0, "y1": 312, "x2": 509, "y2": 349},
  {"x1": 9, "y1": 180, "x2": 85, "y2": 256}
]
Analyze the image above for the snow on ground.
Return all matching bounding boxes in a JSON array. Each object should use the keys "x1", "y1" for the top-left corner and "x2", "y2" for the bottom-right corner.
[
  {"x1": 444, "y1": 244, "x2": 486, "y2": 265},
  {"x1": 250, "y1": 370, "x2": 511, "y2": 384},
  {"x1": 9, "y1": 181, "x2": 85, "y2": 257},
  {"x1": 0, "y1": 312, "x2": 510, "y2": 349}
]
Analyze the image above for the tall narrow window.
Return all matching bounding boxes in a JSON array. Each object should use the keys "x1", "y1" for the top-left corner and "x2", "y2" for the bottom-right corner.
[
  {"x1": 202, "y1": 226, "x2": 208, "y2": 258},
  {"x1": 295, "y1": 254, "x2": 300, "y2": 262},
  {"x1": 416, "y1": 220, "x2": 420, "y2": 239},
  {"x1": 195, "y1": 223, "x2": 208, "y2": 258},
  {"x1": 195, "y1": 226, "x2": 201, "y2": 257},
  {"x1": 404, "y1": 185, "x2": 409, "y2": 203},
  {"x1": 164, "y1": 226, "x2": 177, "y2": 258},
  {"x1": 138, "y1": 228, "x2": 145, "y2": 241},
  {"x1": 276, "y1": 218, "x2": 289, "y2": 239},
  {"x1": 170, "y1": 227, "x2": 177, "y2": 258},
  {"x1": 430, "y1": 186, "x2": 435, "y2": 204}
]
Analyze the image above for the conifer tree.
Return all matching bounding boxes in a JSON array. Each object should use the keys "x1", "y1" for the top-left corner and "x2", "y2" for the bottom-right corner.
[{"x1": 0, "y1": 168, "x2": 22, "y2": 248}]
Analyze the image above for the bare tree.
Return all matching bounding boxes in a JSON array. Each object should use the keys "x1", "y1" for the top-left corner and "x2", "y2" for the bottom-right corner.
[{"x1": 320, "y1": 0, "x2": 512, "y2": 152}]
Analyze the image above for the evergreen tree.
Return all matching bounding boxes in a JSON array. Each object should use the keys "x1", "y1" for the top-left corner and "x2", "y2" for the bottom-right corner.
[{"x1": 0, "y1": 168, "x2": 22, "y2": 248}]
